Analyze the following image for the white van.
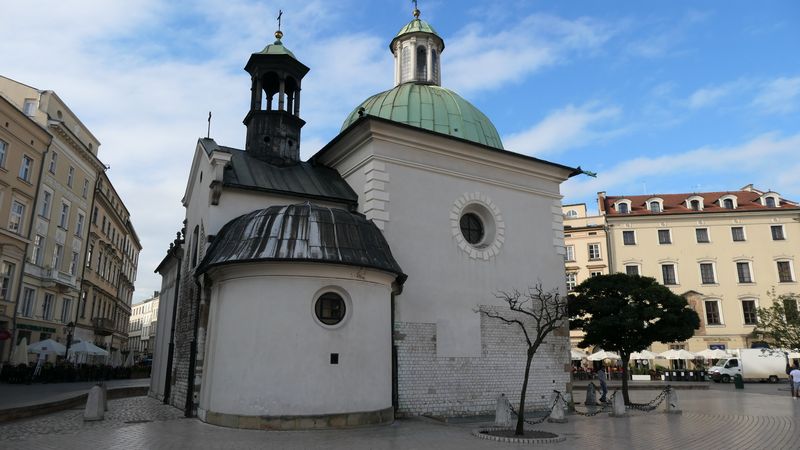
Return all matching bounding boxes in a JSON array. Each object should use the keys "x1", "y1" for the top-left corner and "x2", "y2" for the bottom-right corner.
[{"x1": 709, "y1": 349, "x2": 786, "y2": 383}]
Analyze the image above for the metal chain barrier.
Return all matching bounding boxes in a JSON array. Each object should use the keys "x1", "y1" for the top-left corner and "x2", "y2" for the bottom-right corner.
[
  {"x1": 506, "y1": 390, "x2": 562, "y2": 425},
  {"x1": 570, "y1": 390, "x2": 617, "y2": 416},
  {"x1": 626, "y1": 386, "x2": 672, "y2": 412}
]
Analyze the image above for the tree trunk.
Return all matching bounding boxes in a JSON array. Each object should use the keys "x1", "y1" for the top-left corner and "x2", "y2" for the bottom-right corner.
[
  {"x1": 516, "y1": 349, "x2": 534, "y2": 436},
  {"x1": 621, "y1": 354, "x2": 630, "y2": 405}
]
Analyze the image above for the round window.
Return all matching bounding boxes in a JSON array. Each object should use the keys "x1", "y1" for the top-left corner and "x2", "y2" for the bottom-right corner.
[
  {"x1": 459, "y1": 213, "x2": 484, "y2": 245},
  {"x1": 314, "y1": 292, "x2": 346, "y2": 325}
]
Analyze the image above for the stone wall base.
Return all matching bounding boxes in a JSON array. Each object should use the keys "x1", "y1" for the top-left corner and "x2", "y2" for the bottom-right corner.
[{"x1": 201, "y1": 406, "x2": 394, "y2": 430}]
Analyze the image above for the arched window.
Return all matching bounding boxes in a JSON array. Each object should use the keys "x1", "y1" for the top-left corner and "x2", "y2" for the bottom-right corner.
[
  {"x1": 618, "y1": 203, "x2": 629, "y2": 214},
  {"x1": 565, "y1": 210, "x2": 578, "y2": 218},
  {"x1": 431, "y1": 49, "x2": 439, "y2": 83},
  {"x1": 723, "y1": 199, "x2": 734, "y2": 209},
  {"x1": 690, "y1": 200, "x2": 700, "y2": 211},
  {"x1": 765, "y1": 197, "x2": 777, "y2": 208},
  {"x1": 649, "y1": 201, "x2": 661, "y2": 213},
  {"x1": 416, "y1": 46, "x2": 427, "y2": 80},
  {"x1": 400, "y1": 46, "x2": 412, "y2": 82}
]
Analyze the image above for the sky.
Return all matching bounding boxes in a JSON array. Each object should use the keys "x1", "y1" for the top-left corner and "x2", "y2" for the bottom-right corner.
[{"x1": 2, "y1": 0, "x2": 799, "y2": 302}]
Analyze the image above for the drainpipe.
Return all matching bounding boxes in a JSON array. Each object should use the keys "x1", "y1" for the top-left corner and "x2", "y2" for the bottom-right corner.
[
  {"x1": 8, "y1": 144, "x2": 48, "y2": 363},
  {"x1": 162, "y1": 232, "x2": 183, "y2": 404}
]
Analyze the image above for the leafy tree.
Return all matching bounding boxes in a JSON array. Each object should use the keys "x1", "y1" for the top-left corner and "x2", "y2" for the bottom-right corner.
[
  {"x1": 569, "y1": 273, "x2": 700, "y2": 405},
  {"x1": 479, "y1": 284, "x2": 568, "y2": 436},
  {"x1": 751, "y1": 290, "x2": 800, "y2": 350}
]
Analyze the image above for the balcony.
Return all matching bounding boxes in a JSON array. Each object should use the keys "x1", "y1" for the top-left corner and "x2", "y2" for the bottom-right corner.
[
  {"x1": 92, "y1": 317, "x2": 115, "y2": 336},
  {"x1": 42, "y1": 267, "x2": 79, "y2": 291}
]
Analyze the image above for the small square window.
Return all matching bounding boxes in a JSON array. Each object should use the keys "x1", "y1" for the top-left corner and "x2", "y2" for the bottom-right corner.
[
  {"x1": 565, "y1": 272, "x2": 577, "y2": 291},
  {"x1": 771, "y1": 225, "x2": 785, "y2": 241},
  {"x1": 623, "y1": 230, "x2": 636, "y2": 245},
  {"x1": 661, "y1": 264, "x2": 677, "y2": 285},
  {"x1": 658, "y1": 229, "x2": 672, "y2": 244},
  {"x1": 588, "y1": 243, "x2": 601, "y2": 260},
  {"x1": 695, "y1": 228, "x2": 709, "y2": 243},
  {"x1": 700, "y1": 263, "x2": 716, "y2": 284},
  {"x1": 625, "y1": 265, "x2": 640, "y2": 276},
  {"x1": 731, "y1": 227, "x2": 745, "y2": 242}
]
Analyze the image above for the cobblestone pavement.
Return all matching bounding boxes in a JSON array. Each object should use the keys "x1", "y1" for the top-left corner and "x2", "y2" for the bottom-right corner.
[
  {"x1": 0, "y1": 390, "x2": 797, "y2": 449},
  {"x1": 0, "y1": 378, "x2": 150, "y2": 408}
]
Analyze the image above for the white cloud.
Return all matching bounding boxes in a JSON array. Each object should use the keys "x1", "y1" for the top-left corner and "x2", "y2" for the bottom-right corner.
[
  {"x1": 752, "y1": 76, "x2": 800, "y2": 114},
  {"x1": 504, "y1": 103, "x2": 621, "y2": 156},
  {"x1": 563, "y1": 132, "x2": 800, "y2": 200},
  {"x1": 445, "y1": 14, "x2": 614, "y2": 95},
  {"x1": 687, "y1": 83, "x2": 736, "y2": 109}
]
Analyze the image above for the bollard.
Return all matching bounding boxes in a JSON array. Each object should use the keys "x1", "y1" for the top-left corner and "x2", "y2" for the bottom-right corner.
[
  {"x1": 495, "y1": 394, "x2": 512, "y2": 426},
  {"x1": 585, "y1": 383, "x2": 597, "y2": 406},
  {"x1": 84, "y1": 385, "x2": 105, "y2": 421},
  {"x1": 734, "y1": 374, "x2": 744, "y2": 389},
  {"x1": 100, "y1": 383, "x2": 108, "y2": 411},
  {"x1": 665, "y1": 388, "x2": 682, "y2": 414},
  {"x1": 548, "y1": 393, "x2": 567, "y2": 423},
  {"x1": 609, "y1": 393, "x2": 626, "y2": 417}
]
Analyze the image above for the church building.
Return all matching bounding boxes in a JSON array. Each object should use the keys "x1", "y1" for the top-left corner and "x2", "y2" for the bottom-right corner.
[{"x1": 151, "y1": 7, "x2": 580, "y2": 429}]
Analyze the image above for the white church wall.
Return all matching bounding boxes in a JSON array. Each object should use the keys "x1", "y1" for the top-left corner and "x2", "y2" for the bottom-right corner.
[
  {"x1": 198, "y1": 263, "x2": 395, "y2": 417},
  {"x1": 150, "y1": 255, "x2": 179, "y2": 401}
]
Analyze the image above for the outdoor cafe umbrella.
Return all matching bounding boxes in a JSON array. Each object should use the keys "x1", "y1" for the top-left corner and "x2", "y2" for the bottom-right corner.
[
  {"x1": 27, "y1": 339, "x2": 66, "y2": 356},
  {"x1": 10, "y1": 337, "x2": 28, "y2": 365},
  {"x1": 571, "y1": 349, "x2": 588, "y2": 361},
  {"x1": 696, "y1": 348, "x2": 730, "y2": 360},
  {"x1": 67, "y1": 340, "x2": 109, "y2": 357},
  {"x1": 123, "y1": 351, "x2": 134, "y2": 368},
  {"x1": 587, "y1": 350, "x2": 620, "y2": 361},
  {"x1": 110, "y1": 350, "x2": 122, "y2": 368},
  {"x1": 630, "y1": 350, "x2": 657, "y2": 360},
  {"x1": 788, "y1": 350, "x2": 800, "y2": 359},
  {"x1": 658, "y1": 349, "x2": 697, "y2": 360}
]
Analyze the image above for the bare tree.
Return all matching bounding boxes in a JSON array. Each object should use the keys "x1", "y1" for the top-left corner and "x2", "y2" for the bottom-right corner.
[{"x1": 479, "y1": 284, "x2": 568, "y2": 436}]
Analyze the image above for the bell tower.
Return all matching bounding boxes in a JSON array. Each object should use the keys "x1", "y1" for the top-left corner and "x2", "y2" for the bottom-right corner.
[{"x1": 243, "y1": 25, "x2": 309, "y2": 166}]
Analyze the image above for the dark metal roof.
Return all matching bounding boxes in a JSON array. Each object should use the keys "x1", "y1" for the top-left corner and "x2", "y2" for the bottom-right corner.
[
  {"x1": 198, "y1": 138, "x2": 357, "y2": 207},
  {"x1": 197, "y1": 202, "x2": 406, "y2": 283}
]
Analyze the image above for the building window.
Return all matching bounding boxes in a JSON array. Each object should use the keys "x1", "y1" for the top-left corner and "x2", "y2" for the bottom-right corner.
[
  {"x1": 21, "y1": 287, "x2": 36, "y2": 317},
  {"x1": 564, "y1": 245, "x2": 575, "y2": 262},
  {"x1": 566, "y1": 272, "x2": 577, "y2": 291},
  {"x1": 92, "y1": 206, "x2": 98, "y2": 224},
  {"x1": 80, "y1": 291, "x2": 87, "y2": 318},
  {"x1": 76, "y1": 212, "x2": 85, "y2": 237},
  {"x1": 9, "y1": 201, "x2": 25, "y2": 233},
  {"x1": 695, "y1": 228, "x2": 709, "y2": 243},
  {"x1": 40, "y1": 190, "x2": 52, "y2": 218},
  {"x1": 69, "y1": 251, "x2": 79, "y2": 275},
  {"x1": 53, "y1": 244, "x2": 63, "y2": 271},
  {"x1": 742, "y1": 300, "x2": 758, "y2": 325},
  {"x1": 23, "y1": 99, "x2": 37, "y2": 116},
  {"x1": 0, "y1": 140, "x2": 6, "y2": 168},
  {"x1": 86, "y1": 244, "x2": 93, "y2": 268},
  {"x1": 661, "y1": 264, "x2": 677, "y2": 285},
  {"x1": 625, "y1": 265, "x2": 640, "y2": 276},
  {"x1": 315, "y1": 292, "x2": 346, "y2": 325},
  {"x1": 59, "y1": 203, "x2": 70, "y2": 229},
  {"x1": 590, "y1": 271, "x2": 602, "y2": 277},
  {"x1": 67, "y1": 166, "x2": 75, "y2": 188},
  {"x1": 623, "y1": 230, "x2": 636, "y2": 245},
  {"x1": 588, "y1": 243, "x2": 601, "y2": 260},
  {"x1": 690, "y1": 200, "x2": 701, "y2": 211},
  {"x1": 700, "y1": 263, "x2": 716, "y2": 284},
  {"x1": 415, "y1": 45, "x2": 427, "y2": 80},
  {"x1": 765, "y1": 197, "x2": 777, "y2": 208},
  {"x1": 723, "y1": 198, "x2": 734, "y2": 209},
  {"x1": 771, "y1": 225, "x2": 785, "y2": 241},
  {"x1": 618, "y1": 203, "x2": 629, "y2": 214},
  {"x1": 460, "y1": 213, "x2": 484, "y2": 245},
  {"x1": 82, "y1": 180, "x2": 89, "y2": 199},
  {"x1": 565, "y1": 210, "x2": 578, "y2": 218},
  {"x1": 61, "y1": 297, "x2": 72, "y2": 323},
  {"x1": 31, "y1": 235, "x2": 44, "y2": 265},
  {"x1": 657, "y1": 229, "x2": 672, "y2": 244},
  {"x1": 784, "y1": 297, "x2": 799, "y2": 323},
  {"x1": 42, "y1": 293, "x2": 54, "y2": 320},
  {"x1": 0, "y1": 262, "x2": 15, "y2": 300},
  {"x1": 736, "y1": 262, "x2": 753, "y2": 283},
  {"x1": 649, "y1": 201, "x2": 661, "y2": 213},
  {"x1": 49, "y1": 152, "x2": 58, "y2": 173},
  {"x1": 777, "y1": 261, "x2": 794, "y2": 283},
  {"x1": 705, "y1": 300, "x2": 722, "y2": 325},
  {"x1": 19, "y1": 156, "x2": 33, "y2": 181},
  {"x1": 731, "y1": 226, "x2": 745, "y2": 242}
]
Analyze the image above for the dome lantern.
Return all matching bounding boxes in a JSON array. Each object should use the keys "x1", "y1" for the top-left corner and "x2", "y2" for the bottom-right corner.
[{"x1": 390, "y1": 6, "x2": 444, "y2": 86}]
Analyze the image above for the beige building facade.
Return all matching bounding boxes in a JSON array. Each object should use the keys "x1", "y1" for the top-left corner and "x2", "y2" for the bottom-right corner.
[
  {"x1": 597, "y1": 185, "x2": 800, "y2": 353},
  {"x1": 0, "y1": 76, "x2": 139, "y2": 359},
  {"x1": 128, "y1": 293, "x2": 159, "y2": 360},
  {"x1": 0, "y1": 94, "x2": 50, "y2": 360},
  {"x1": 562, "y1": 203, "x2": 609, "y2": 289}
]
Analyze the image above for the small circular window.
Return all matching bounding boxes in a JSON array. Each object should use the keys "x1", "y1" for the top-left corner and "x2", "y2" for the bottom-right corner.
[
  {"x1": 314, "y1": 292, "x2": 346, "y2": 325},
  {"x1": 460, "y1": 213, "x2": 484, "y2": 245}
]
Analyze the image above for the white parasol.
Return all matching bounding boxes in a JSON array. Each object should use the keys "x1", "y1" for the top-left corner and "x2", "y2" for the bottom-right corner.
[
  {"x1": 630, "y1": 350, "x2": 657, "y2": 359},
  {"x1": 10, "y1": 337, "x2": 29, "y2": 365},
  {"x1": 587, "y1": 350, "x2": 621, "y2": 361},
  {"x1": 28, "y1": 339, "x2": 66, "y2": 356}
]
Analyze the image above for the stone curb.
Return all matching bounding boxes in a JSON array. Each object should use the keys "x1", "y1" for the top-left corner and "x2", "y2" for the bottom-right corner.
[
  {"x1": 471, "y1": 426, "x2": 566, "y2": 444},
  {"x1": 0, "y1": 386, "x2": 148, "y2": 423}
]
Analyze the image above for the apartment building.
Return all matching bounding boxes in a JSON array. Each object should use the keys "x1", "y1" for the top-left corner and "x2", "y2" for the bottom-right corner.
[
  {"x1": 0, "y1": 95, "x2": 50, "y2": 360},
  {"x1": 562, "y1": 203, "x2": 609, "y2": 289},
  {"x1": 597, "y1": 185, "x2": 800, "y2": 352},
  {"x1": 129, "y1": 293, "x2": 159, "y2": 360},
  {"x1": 0, "y1": 76, "x2": 139, "y2": 358},
  {"x1": 78, "y1": 171, "x2": 142, "y2": 352}
]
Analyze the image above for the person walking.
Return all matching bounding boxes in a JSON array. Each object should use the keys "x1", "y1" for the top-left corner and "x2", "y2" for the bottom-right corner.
[
  {"x1": 597, "y1": 367, "x2": 608, "y2": 402},
  {"x1": 790, "y1": 364, "x2": 800, "y2": 399}
]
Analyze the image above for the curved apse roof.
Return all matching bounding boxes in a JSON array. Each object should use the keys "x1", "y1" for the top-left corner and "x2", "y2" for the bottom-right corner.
[
  {"x1": 341, "y1": 83, "x2": 504, "y2": 149},
  {"x1": 197, "y1": 202, "x2": 406, "y2": 283}
]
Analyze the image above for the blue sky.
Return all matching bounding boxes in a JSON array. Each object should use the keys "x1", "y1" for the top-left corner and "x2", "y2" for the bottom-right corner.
[{"x1": 3, "y1": 0, "x2": 799, "y2": 301}]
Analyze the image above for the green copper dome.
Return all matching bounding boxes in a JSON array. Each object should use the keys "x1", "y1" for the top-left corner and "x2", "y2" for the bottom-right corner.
[
  {"x1": 258, "y1": 38, "x2": 297, "y2": 59},
  {"x1": 390, "y1": 18, "x2": 444, "y2": 51},
  {"x1": 342, "y1": 83, "x2": 504, "y2": 149}
]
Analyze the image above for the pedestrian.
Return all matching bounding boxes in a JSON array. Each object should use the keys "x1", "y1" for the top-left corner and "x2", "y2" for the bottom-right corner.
[
  {"x1": 790, "y1": 364, "x2": 800, "y2": 399},
  {"x1": 597, "y1": 366, "x2": 608, "y2": 402}
]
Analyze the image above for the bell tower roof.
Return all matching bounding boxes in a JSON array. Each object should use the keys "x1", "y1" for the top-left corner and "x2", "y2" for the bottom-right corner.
[
  {"x1": 257, "y1": 31, "x2": 298, "y2": 59},
  {"x1": 390, "y1": 8, "x2": 444, "y2": 52}
]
